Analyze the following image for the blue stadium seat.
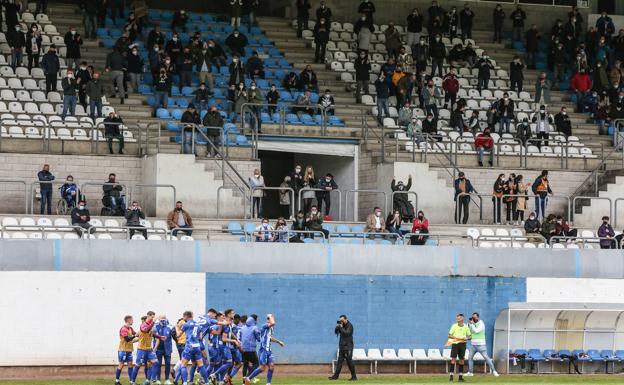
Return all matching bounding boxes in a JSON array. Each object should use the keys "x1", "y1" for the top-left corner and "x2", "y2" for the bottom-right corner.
[
  {"x1": 528, "y1": 349, "x2": 544, "y2": 361},
  {"x1": 322, "y1": 224, "x2": 334, "y2": 233},
  {"x1": 171, "y1": 109, "x2": 184, "y2": 120},
  {"x1": 167, "y1": 98, "x2": 176, "y2": 107},
  {"x1": 166, "y1": 122, "x2": 181, "y2": 131},
  {"x1": 102, "y1": 39, "x2": 115, "y2": 49},
  {"x1": 243, "y1": 223, "x2": 256, "y2": 234},
  {"x1": 181, "y1": 86, "x2": 194, "y2": 96},
  {"x1": 351, "y1": 224, "x2": 365, "y2": 235},
  {"x1": 235, "y1": 135, "x2": 248, "y2": 145},
  {"x1": 335, "y1": 224, "x2": 350, "y2": 236},
  {"x1": 96, "y1": 28, "x2": 109, "y2": 38},
  {"x1": 138, "y1": 84, "x2": 151, "y2": 94},
  {"x1": 177, "y1": 98, "x2": 189, "y2": 108},
  {"x1": 601, "y1": 350, "x2": 617, "y2": 361},
  {"x1": 587, "y1": 349, "x2": 604, "y2": 362},
  {"x1": 146, "y1": 96, "x2": 156, "y2": 106},
  {"x1": 171, "y1": 87, "x2": 181, "y2": 96},
  {"x1": 110, "y1": 29, "x2": 122, "y2": 39},
  {"x1": 227, "y1": 222, "x2": 243, "y2": 235},
  {"x1": 572, "y1": 350, "x2": 589, "y2": 361},
  {"x1": 156, "y1": 108, "x2": 171, "y2": 119},
  {"x1": 543, "y1": 350, "x2": 562, "y2": 361}
]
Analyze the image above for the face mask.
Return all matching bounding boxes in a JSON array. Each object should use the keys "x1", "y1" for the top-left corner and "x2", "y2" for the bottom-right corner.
[
  {"x1": 132, "y1": 50, "x2": 137, "y2": 55},
  {"x1": 239, "y1": 85, "x2": 244, "y2": 89},
  {"x1": 562, "y1": 111, "x2": 566, "y2": 115},
  {"x1": 311, "y1": 210, "x2": 318, "y2": 215},
  {"x1": 79, "y1": 205, "x2": 85, "y2": 210},
  {"x1": 32, "y1": 27, "x2": 36, "y2": 31},
  {"x1": 540, "y1": 109, "x2": 545, "y2": 113},
  {"x1": 504, "y1": 97, "x2": 508, "y2": 100},
  {"x1": 427, "y1": 118, "x2": 432, "y2": 122},
  {"x1": 165, "y1": 60, "x2": 171, "y2": 64},
  {"x1": 67, "y1": 74, "x2": 74, "y2": 78},
  {"x1": 172, "y1": 37, "x2": 178, "y2": 42},
  {"x1": 233, "y1": 58, "x2": 239, "y2": 63},
  {"x1": 529, "y1": 216, "x2": 535, "y2": 220},
  {"x1": 375, "y1": 212, "x2": 381, "y2": 217},
  {"x1": 435, "y1": 38, "x2": 440, "y2": 42},
  {"x1": 234, "y1": 33, "x2": 239, "y2": 37},
  {"x1": 361, "y1": 16, "x2": 366, "y2": 21},
  {"x1": 295, "y1": 168, "x2": 301, "y2": 173},
  {"x1": 15, "y1": 27, "x2": 20, "y2": 31},
  {"x1": 209, "y1": 43, "x2": 214, "y2": 48},
  {"x1": 71, "y1": 31, "x2": 76, "y2": 35},
  {"x1": 325, "y1": 178, "x2": 331, "y2": 183},
  {"x1": 262, "y1": 222, "x2": 268, "y2": 227},
  {"x1": 251, "y1": 85, "x2": 256, "y2": 90},
  {"x1": 154, "y1": 47, "x2": 159, "y2": 52},
  {"x1": 254, "y1": 173, "x2": 259, "y2": 177}
]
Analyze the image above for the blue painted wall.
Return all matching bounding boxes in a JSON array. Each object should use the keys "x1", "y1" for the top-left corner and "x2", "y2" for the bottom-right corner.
[{"x1": 205, "y1": 274, "x2": 526, "y2": 363}]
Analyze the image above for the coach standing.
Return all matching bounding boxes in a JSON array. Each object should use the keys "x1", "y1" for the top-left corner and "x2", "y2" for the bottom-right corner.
[{"x1": 329, "y1": 315, "x2": 357, "y2": 381}]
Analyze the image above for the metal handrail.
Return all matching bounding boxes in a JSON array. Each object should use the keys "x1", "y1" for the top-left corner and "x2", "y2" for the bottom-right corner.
[
  {"x1": 1, "y1": 224, "x2": 87, "y2": 239},
  {"x1": 571, "y1": 196, "x2": 612, "y2": 224},
  {"x1": 475, "y1": 234, "x2": 547, "y2": 246},
  {"x1": 548, "y1": 236, "x2": 621, "y2": 248},
  {"x1": 455, "y1": 192, "x2": 484, "y2": 223},
  {"x1": 251, "y1": 186, "x2": 295, "y2": 219},
  {"x1": 502, "y1": 193, "x2": 571, "y2": 222},
  {"x1": 0, "y1": 117, "x2": 50, "y2": 153},
  {"x1": 239, "y1": 101, "x2": 281, "y2": 158},
  {"x1": 297, "y1": 187, "x2": 342, "y2": 221},
  {"x1": 87, "y1": 225, "x2": 168, "y2": 240},
  {"x1": 90, "y1": 121, "x2": 147, "y2": 156},
  {"x1": 0, "y1": 179, "x2": 28, "y2": 214},
  {"x1": 30, "y1": 179, "x2": 74, "y2": 215},
  {"x1": 571, "y1": 140, "x2": 623, "y2": 199},
  {"x1": 345, "y1": 189, "x2": 387, "y2": 221},
  {"x1": 244, "y1": 229, "x2": 328, "y2": 243},
  {"x1": 333, "y1": 231, "x2": 402, "y2": 242},
  {"x1": 614, "y1": 197, "x2": 624, "y2": 228}
]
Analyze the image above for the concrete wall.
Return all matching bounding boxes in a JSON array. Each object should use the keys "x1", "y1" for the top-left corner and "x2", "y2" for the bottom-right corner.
[
  {"x1": 574, "y1": 174, "x2": 624, "y2": 229},
  {"x1": 527, "y1": 278, "x2": 624, "y2": 303}
]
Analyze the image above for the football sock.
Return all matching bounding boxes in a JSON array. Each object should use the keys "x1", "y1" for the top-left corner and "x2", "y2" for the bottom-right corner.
[{"x1": 267, "y1": 368, "x2": 273, "y2": 383}]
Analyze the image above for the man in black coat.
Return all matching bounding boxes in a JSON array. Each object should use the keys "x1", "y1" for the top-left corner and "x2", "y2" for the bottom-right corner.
[
  {"x1": 316, "y1": 0, "x2": 332, "y2": 26},
  {"x1": 64, "y1": 26, "x2": 83, "y2": 71},
  {"x1": 525, "y1": 24, "x2": 539, "y2": 69},
  {"x1": 510, "y1": 5, "x2": 526, "y2": 43},
  {"x1": 509, "y1": 55, "x2": 524, "y2": 92},
  {"x1": 429, "y1": 34, "x2": 445, "y2": 78},
  {"x1": 358, "y1": 0, "x2": 376, "y2": 25},
  {"x1": 41, "y1": 45, "x2": 60, "y2": 94},
  {"x1": 225, "y1": 30, "x2": 248, "y2": 57},
  {"x1": 103, "y1": 112, "x2": 124, "y2": 154},
  {"x1": 354, "y1": 51, "x2": 371, "y2": 103},
  {"x1": 492, "y1": 4, "x2": 505, "y2": 44},
  {"x1": 328, "y1": 315, "x2": 356, "y2": 381},
  {"x1": 460, "y1": 4, "x2": 474, "y2": 39},
  {"x1": 296, "y1": 0, "x2": 311, "y2": 38},
  {"x1": 314, "y1": 18, "x2": 329, "y2": 64},
  {"x1": 554, "y1": 106, "x2": 572, "y2": 138},
  {"x1": 7, "y1": 23, "x2": 25, "y2": 70}
]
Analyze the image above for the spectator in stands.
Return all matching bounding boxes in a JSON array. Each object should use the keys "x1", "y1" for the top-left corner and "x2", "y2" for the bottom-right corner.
[
  {"x1": 206, "y1": 40, "x2": 227, "y2": 68},
  {"x1": 299, "y1": 65, "x2": 318, "y2": 93},
  {"x1": 375, "y1": 73, "x2": 390, "y2": 125},
  {"x1": 554, "y1": 107, "x2": 572, "y2": 138},
  {"x1": 406, "y1": 8, "x2": 423, "y2": 47},
  {"x1": 406, "y1": 116, "x2": 422, "y2": 143},
  {"x1": 306, "y1": 205, "x2": 328, "y2": 239},
  {"x1": 492, "y1": 4, "x2": 505, "y2": 44},
  {"x1": 103, "y1": 112, "x2": 124, "y2": 155},
  {"x1": 64, "y1": 26, "x2": 83, "y2": 72},
  {"x1": 316, "y1": 1, "x2": 332, "y2": 26},
  {"x1": 421, "y1": 79, "x2": 440, "y2": 120},
  {"x1": 193, "y1": 83, "x2": 210, "y2": 113},
  {"x1": 460, "y1": 4, "x2": 474, "y2": 40},
  {"x1": 510, "y1": 4, "x2": 526, "y2": 43},
  {"x1": 397, "y1": 47, "x2": 412, "y2": 73},
  {"x1": 167, "y1": 201, "x2": 193, "y2": 237},
  {"x1": 153, "y1": 68, "x2": 171, "y2": 117},
  {"x1": 509, "y1": 55, "x2": 524, "y2": 93},
  {"x1": 354, "y1": 53, "x2": 371, "y2": 104},
  {"x1": 273, "y1": 217, "x2": 290, "y2": 243},
  {"x1": 113, "y1": 30, "x2": 131, "y2": 53},
  {"x1": 391, "y1": 66, "x2": 406, "y2": 106},
  {"x1": 247, "y1": 81, "x2": 263, "y2": 133},
  {"x1": 102, "y1": 173, "x2": 124, "y2": 214},
  {"x1": 61, "y1": 70, "x2": 78, "y2": 120},
  {"x1": 358, "y1": 0, "x2": 376, "y2": 24},
  {"x1": 147, "y1": 24, "x2": 165, "y2": 51},
  {"x1": 37, "y1": 164, "x2": 55, "y2": 215},
  {"x1": 365, "y1": 206, "x2": 386, "y2": 234},
  {"x1": 86, "y1": 71, "x2": 105, "y2": 121},
  {"x1": 41, "y1": 45, "x2": 60, "y2": 95},
  {"x1": 125, "y1": 201, "x2": 147, "y2": 239},
  {"x1": 462, "y1": 42, "x2": 476, "y2": 67},
  {"x1": 181, "y1": 104, "x2": 200, "y2": 155},
  {"x1": 60, "y1": 175, "x2": 79, "y2": 210},
  {"x1": 229, "y1": 0, "x2": 242, "y2": 28},
  {"x1": 149, "y1": 44, "x2": 164, "y2": 85},
  {"x1": 203, "y1": 106, "x2": 224, "y2": 156},
  {"x1": 171, "y1": 9, "x2": 188, "y2": 32},
  {"x1": 514, "y1": 174, "x2": 529, "y2": 224},
  {"x1": 126, "y1": 46, "x2": 143, "y2": 94},
  {"x1": 532, "y1": 170, "x2": 552, "y2": 221},
  {"x1": 75, "y1": 61, "x2": 91, "y2": 110},
  {"x1": 412, "y1": 37, "x2": 428, "y2": 75},
  {"x1": 355, "y1": 14, "x2": 374, "y2": 55},
  {"x1": 598, "y1": 216, "x2": 616, "y2": 249},
  {"x1": 386, "y1": 209, "x2": 403, "y2": 240},
  {"x1": 384, "y1": 22, "x2": 401, "y2": 60},
  {"x1": 229, "y1": 55, "x2": 246, "y2": 87},
  {"x1": 247, "y1": 51, "x2": 265, "y2": 80},
  {"x1": 318, "y1": 89, "x2": 335, "y2": 116},
  {"x1": 552, "y1": 215, "x2": 577, "y2": 241},
  {"x1": 497, "y1": 92, "x2": 514, "y2": 135},
  {"x1": 451, "y1": 104, "x2": 466, "y2": 134},
  {"x1": 295, "y1": 0, "x2": 311, "y2": 38},
  {"x1": 316, "y1": 173, "x2": 337, "y2": 217},
  {"x1": 532, "y1": 105, "x2": 553, "y2": 148},
  {"x1": 411, "y1": 210, "x2": 429, "y2": 245},
  {"x1": 4, "y1": 0, "x2": 20, "y2": 32},
  {"x1": 596, "y1": 11, "x2": 615, "y2": 42},
  {"x1": 422, "y1": 111, "x2": 438, "y2": 138},
  {"x1": 301, "y1": 166, "x2": 317, "y2": 214},
  {"x1": 474, "y1": 52, "x2": 494, "y2": 92},
  {"x1": 524, "y1": 212, "x2": 541, "y2": 242},
  {"x1": 226, "y1": 29, "x2": 248, "y2": 58},
  {"x1": 266, "y1": 84, "x2": 280, "y2": 115},
  {"x1": 475, "y1": 127, "x2": 494, "y2": 167},
  {"x1": 593, "y1": 62, "x2": 610, "y2": 94},
  {"x1": 293, "y1": 90, "x2": 314, "y2": 118},
  {"x1": 534, "y1": 73, "x2": 551, "y2": 105},
  {"x1": 610, "y1": 61, "x2": 621, "y2": 89},
  {"x1": 492, "y1": 173, "x2": 505, "y2": 224},
  {"x1": 447, "y1": 6, "x2": 459, "y2": 39},
  {"x1": 290, "y1": 165, "x2": 304, "y2": 212},
  {"x1": 105, "y1": 47, "x2": 127, "y2": 103},
  {"x1": 313, "y1": 18, "x2": 329, "y2": 64},
  {"x1": 429, "y1": 34, "x2": 445, "y2": 78},
  {"x1": 551, "y1": 42, "x2": 566, "y2": 84},
  {"x1": 7, "y1": 22, "x2": 25, "y2": 71},
  {"x1": 124, "y1": 12, "x2": 140, "y2": 42},
  {"x1": 234, "y1": 81, "x2": 249, "y2": 120},
  {"x1": 427, "y1": 1, "x2": 444, "y2": 31},
  {"x1": 467, "y1": 111, "x2": 479, "y2": 136},
  {"x1": 523, "y1": 24, "x2": 539, "y2": 70},
  {"x1": 397, "y1": 101, "x2": 412, "y2": 128},
  {"x1": 454, "y1": 172, "x2": 473, "y2": 224},
  {"x1": 290, "y1": 210, "x2": 307, "y2": 241},
  {"x1": 504, "y1": 174, "x2": 518, "y2": 224},
  {"x1": 283, "y1": 71, "x2": 300, "y2": 92},
  {"x1": 165, "y1": 33, "x2": 182, "y2": 69},
  {"x1": 279, "y1": 176, "x2": 292, "y2": 218},
  {"x1": 515, "y1": 117, "x2": 531, "y2": 146},
  {"x1": 175, "y1": 47, "x2": 192, "y2": 88},
  {"x1": 195, "y1": 43, "x2": 214, "y2": 91},
  {"x1": 447, "y1": 44, "x2": 465, "y2": 68},
  {"x1": 25, "y1": 24, "x2": 42, "y2": 73},
  {"x1": 70, "y1": 199, "x2": 91, "y2": 237},
  {"x1": 443, "y1": 68, "x2": 459, "y2": 110}
]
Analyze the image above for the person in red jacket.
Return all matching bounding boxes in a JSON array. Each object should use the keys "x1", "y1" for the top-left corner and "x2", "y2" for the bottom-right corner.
[
  {"x1": 411, "y1": 210, "x2": 429, "y2": 245},
  {"x1": 442, "y1": 68, "x2": 460, "y2": 110},
  {"x1": 570, "y1": 69, "x2": 593, "y2": 112},
  {"x1": 475, "y1": 127, "x2": 494, "y2": 167}
]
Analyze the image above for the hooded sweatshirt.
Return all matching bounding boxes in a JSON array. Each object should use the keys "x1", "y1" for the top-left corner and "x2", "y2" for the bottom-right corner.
[{"x1": 241, "y1": 317, "x2": 261, "y2": 352}]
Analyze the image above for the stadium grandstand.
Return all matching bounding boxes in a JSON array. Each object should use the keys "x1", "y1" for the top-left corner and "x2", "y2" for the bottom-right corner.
[{"x1": 1, "y1": 0, "x2": 624, "y2": 384}]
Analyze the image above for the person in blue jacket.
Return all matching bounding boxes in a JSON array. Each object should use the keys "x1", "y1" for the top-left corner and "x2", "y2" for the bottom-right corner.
[
  {"x1": 240, "y1": 314, "x2": 261, "y2": 377},
  {"x1": 153, "y1": 314, "x2": 174, "y2": 384}
]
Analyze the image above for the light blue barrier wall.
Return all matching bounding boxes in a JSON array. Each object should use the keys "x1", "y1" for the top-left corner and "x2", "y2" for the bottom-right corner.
[{"x1": 205, "y1": 273, "x2": 526, "y2": 363}]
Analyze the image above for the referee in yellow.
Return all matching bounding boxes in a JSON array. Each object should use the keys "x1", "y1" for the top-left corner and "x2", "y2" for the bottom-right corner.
[{"x1": 448, "y1": 313, "x2": 471, "y2": 382}]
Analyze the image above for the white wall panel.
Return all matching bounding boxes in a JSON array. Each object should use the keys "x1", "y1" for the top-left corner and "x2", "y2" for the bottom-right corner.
[{"x1": 527, "y1": 278, "x2": 624, "y2": 303}]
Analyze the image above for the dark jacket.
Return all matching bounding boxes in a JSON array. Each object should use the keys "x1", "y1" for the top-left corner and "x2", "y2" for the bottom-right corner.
[
  {"x1": 406, "y1": 13, "x2": 423, "y2": 33},
  {"x1": 154, "y1": 74, "x2": 172, "y2": 93},
  {"x1": 225, "y1": 33, "x2": 248, "y2": 55},
  {"x1": 498, "y1": 100, "x2": 514, "y2": 118},
  {"x1": 358, "y1": 1, "x2": 375, "y2": 17},
  {"x1": 147, "y1": 30, "x2": 165, "y2": 50},
  {"x1": 453, "y1": 177, "x2": 474, "y2": 200},
  {"x1": 450, "y1": 109, "x2": 465, "y2": 130},
  {"x1": 335, "y1": 320, "x2": 354, "y2": 350},
  {"x1": 229, "y1": 62, "x2": 246, "y2": 85},
  {"x1": 103, "y1": 116, "x2": 123, "y2": 136},
  {"x1": 25, "y1": 31, "x2": 42, "y2": 55},
  {"x1": 86, "y1": 79, "x2": 104, "y2": 101},
  {"x1": 510, "y1": 9, "x2": 526, "y2": 27},
  {"x1": 354, "y1": 57, "x2": 371, "y2": 81},
  {"x1": 422, "y1": 117, "x2": 437, "y2": 134},
  {"x1": 41, "y1": 51, "x2": 60, "y2": 74},
  {"x1": 106, "y1": 51, "x2": 126, "y2": 71},
  {"x1": 296, "y1": 0, "x2": 311, "y2": 18},
  {"x1": 531, "y1": 176, "x2": 552, "y2": 196},
  {"x1": 475, "y1": 58, "x2": 494, "y2": 78},
  {"x1": 554, "y1": 112, "x2": 571, "y2": 136},
  {"x1": 460, "y1": 9, "x2": 474, "y2": 30},
  {"x1": 316, "y1": 5, "x2": 332, "y2": 22},
  {"x1": 525, "y1": 29, "x2": 539, "y2": 52},
  {"x1": 194, "y1": 51, "x2": 213, "y2": 72},
  {"x1": 429, "y1": 40, "x2": 446, "y2": 59},
  {"x1": 37, "y1": 170, "x2": 55, "y2": 192},
  {"x1": 374, "y1": 79, "x2": 389, "y2": 99},
  {"x1": 125, "y1": 208, "x2": 145, "y2": 226},
  {"x1": 313, "y1": 23, "x2": 329, "y2": 44},
  {"x1": 103, "y1": 181, "x2": 123, "y2": 198},
  {"x1": 181, "y1": 110, "x2": 200, "y2": 126},
  {"x1": 177, "y1": 52, "x2": 194, "y2": 72},
  {"x1": 61, "y1": 77, "x2": 78, "y2": 96},
  {"x1": 493, "y1": 8, "x2": 505, "y2": 26},
  {"x1": 127, "y1": 53, "x2": 144, "y2": 74},
  {"x1": 316, "y1": 177, "x2": 338, "y2": 197},
  {"x1": 149, "y1": 50, "x2": 163, "y2": 73},
  {"x1": 194, "y1": 87, "x2": 210, "y2": 102},
  {"x1": 266, "y1": 89, "x2": 280, "y2": 105},
  {"x1": 7, "y1": 29, "x2": 26, "y2": 49},
  {"x1": 510, "y1": 61, "x2": 524, "y2": 81},
  {"x1": 299, "y1": 70, "x2": 318, "y2": 88},
  {"x1": 246, "y1": 56, "x2": 264, "y2": 75},
  {"x1": 524, "y1": 218, "x2": 540, "y2": 233},
  {"x1": 64, "y1": 31, "x2": 82, "y2": 58},
  {"x1": 598, "y1": 223, "x2": 615, "y2": 248},
  {"x1": 71, "y1": 207, "x2": 90, "y2": 224},
  {"x1": 165, "y1": 39, "x2": 183, "y2": 61},
  {"x1": 203, "y1": 110, "x2": 224, "y2": 129},
  {"x1": 76, "y1": 68, "x2": 91, "y2": 89}
]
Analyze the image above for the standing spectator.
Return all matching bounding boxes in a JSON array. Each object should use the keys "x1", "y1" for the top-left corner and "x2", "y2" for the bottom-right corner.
[
  {"x1": 515, "y1": 174, "x2": 529, "y2": 223},
  {"x1": 411, "y1": 210, "x2": 429, "y2": 245},
  {"x1": 492, "y1": 4, "x2": 505, "y2": 44},
  {"x1": 127, "y1": 46, "x2": 143, "y2": 93},
  {"x1": 429, "y1": 34, "x2": 445, "y2": 78},
  {"x1": 299, "y1": 65, "x2": 318, "y2": 93},
  {"x1": 316, "y1": 1, "x2": 332, "y2": 26},
  {"x1": 149, "y1": 44, "x2": 164, "y2": 85},
  {"x1": 412, "y1": 37, "x2": 428, "y2": 75},
  {"x1": 86, "y1": 71, "x2": 104, "y2": 120},
  {"x1": 153, "y1": 69, "x2": 171, "y2": 117},
  {"x1": 531, "y1": 170, "x2": 552, "y2": 221},
  {"x1": 474, "y1": 52, "x2": 494, "y2": 92},
  {"x1": 525, "y1": 24, "x2": 539, "y2": 69},
  {"x1": 318, "y1": 89, "x2": 335, "y2": 116},
  {"x1": 421, "y1": 79, "x2": 440, "y2": 120},
  {"x1": 442, "y1": 68, "x2": 459, "y2": 110},
  {"x1": 596, "y1": 11, "x2": 615, "y2": 42},
  {"x1": 75, "y1": 61, "x2": 91, "y2": 110},
  {"x1": 61, "y1": 70, "x2": 79, "y2": 120},
  {"x1": 70, "y1": 199, "x2": 91, "y2": 237},
  {"x1": 279, "y1": 176, "x2": 292, "y2": 219},
  {"x1": 165, "y1": 33, "x2": 182, "y2": 68},
  {"x1": 354, "y1": 14, "x2": 374, "y2": 55},
  {"x1": 460, "y1": 4, "x2": 474, "y2": 40},
  {"x1": 406, "y1": 8, "x2": 423, "y2": 47},
  {"x1": 193, "y1": 83, "x2": 210, "y2": 113},
  {"x1": 41, "y1": 45, "x2": 60, "y2": 94},
  {"x1": 177, "y1": 47, "x2": 194, "y2": 88},
  {"x1": 123, "y1": 13, "x2": 140, "y2": 42},
  {"x1": 534, "y1": 73, "x2": 551, "y2": 105},
  {"x1": 296, "y1": 0, "x2": 311, "y2": 38},
  {"x1": 125, "y1": 201, "x2": 147, "y2": 239},
  {"x1": 25, "y1": 24, "x2": 42, "y2": 73},
  {"x1": 247, "y1": 51, "x2": 265, "y2": 80},
  {"x1": 181, "y1": 104, "x2": 200, "y2": 154},
  {"x1": 365, "y1": 207, "x2": 386, "y2": 234},
  {"x1": 249, "y1": 169, "x2": 265, "y2": 218},
  {"x1": 4, "y1": 0, "x2": 20, "y2": 32},
  {"x1": 386, "y1": 209, "x2": 403, "y2": 240},
  {"x1": 447, "y1": 7, "x2": 459, "y2": 40},
  {"x1": 358, "y1": 0, "x2": 376, "y2": 24},
  {"x1": 593, "y1": 62, "x2": 610, "y2": 94},
  {"x1": 290, "y1": 165, "x2": 304, "y2": 212},
  {"x1": 510, "y1": 5, "x2": 526, "y2": 43},
  {"x1": 230, "y1": 0, "x2": 243, "y2": 28},
  {"x1": 302, "y1": 166, "x2": 317, "y2": 214},
  {"x1": 306, "y1": 205, "x2": 329, "y2": 239},
  {"x1": 552, "y1": 42, "x2": 566, "y2": 83},
  {"x1": 266, "y1": 84, "x2": 280, "y2": 115},
  {"x1": 475, "y1": 128, "x2": 494, "y2": 167},
  {"x1": 38, "y1": 164, "x2": 55, "y2": 215},
  {"x1": 450, "y1": 105, "x2": 466, "y2": 134},
  {"x1": 103, "y1": 112, "x2": 124, "y2": 154},
  {"x1": 105, "y1": 48, "x2": 127, "y2": 103},
  {"x1": 384, "y1": 22, "x2": 401, "y2": 60},
  {"x1": 497, "y1": 92, "x2": 514, "y2": 135},
  {"x1": 531, "y1": 105, "x2": 552, "y2": 148},
  {"x1": 554, "y1": 107, "x2": 572, "y2": 138},
  {"x1": 313, "y1": 18, "x2": 329, "y2": 64},
  {"x1": 202, "y1": 106, "x2": 224, "y2": 157},
  {"x1": 354, "y1": 52, "x2": 370, "y2": 104},
  {"x1": 64, "y1": 27, "x2": 83, "y2": 71},
  {"x1": 504, "y1": 174, "x2": 518, "y2": 224},
  {"x1": 167, "y1": 201, "x2": 193, "y2": 236},
  {"x1": 509, "y1": 56, "x2": 524, "y2": 93},
  {"x1": 229, "y1": 55, "x2": 245, "y2": 86},
  {"x1": 492, "y1": 173, "x2": 505, "y2": 224},
  {"x1": 147, "y1": 24, "x2": 165, "y2": 51},
  {"x1": 598, "y1": 216, "x2": 616, "y2": 249},
  {"x1": 226, "y1": 29, "x2": 248, "y2": 58},
  {"x1": 171, "y1": 9, "x2": 188, "y2": 32},
  {"x1": 195, "y1": 42, "x2": 214, "y2": 91},
  {"x1": 7, "y1": 23, "x2": 25, "y2": 70},
  {"x1": 375, "y1": 73, "x2": 390, "y2": 125},
  {"x1": 247, "y1": 81, "x2": 263, "y2": 133},
  {"x1": 397, "y1": 46, "x2": 413, "y2": 73},
  {"x1": 316, "y1": 173, "x2": 337, "y2": 217},
  {"x1": 568, "y1": 5, "x2": 583, "y2": 34},
  {"x1": 427, "y1": 0, "x2": 444, "y2": 31}
]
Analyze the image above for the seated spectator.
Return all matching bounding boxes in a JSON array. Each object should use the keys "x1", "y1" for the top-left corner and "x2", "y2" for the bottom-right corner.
[
  {"x1": 447, "y1": 44, "x2": 465, "y2": 67},
  {"x1": 247, "y1": 51, "x2": 265, "y2": 80},
  {"x1": 253, "y1": 218, "x2": 274, "y2": 242},
  {"x1": 386, "y1": 209, "x2": 403, "y2": 240},
  {"x1": 181, "y1": 104, "x2": 201, "y2": 154},
  {"x1": 552, "y1": 215, "x2": 577, "y2": 242},
  {"x1": 125, "y1": 200, "x2": 147, "y2": 239},
  {"x1": 103, "y1": 173, "x2": 125, "y2": 215},
  {"x1": 171, "y1": 9, "x2": 188, "y2": 32},
  {"x1": 524, "y1": 212, "x2": 542, "y2": 243},
  {"x1": 306, "y1": 205, "x2": 329, "y2": 239},
  {"x1": 407, "y1": 117, "x2": 423, "y2": 143},
  {"x1": 411, "y1": 210, "x2": 429, "y2": 245},
  {"x1": 475, "y1": 128, "x2": 494, "y2": 167},
  {"x1": 422, "y1": 112, "x2": 438, "y2": 139},
  {"x1": 70, "y1": 199, "x2": 91, "y2": 237},
  {"x1": 266, "y1": 84, "x2": 280, "y2": 115},
  {"x1": 540, "y1": 214, "x2": 556, "y2": 243},
  {"x1": 598, "y1": 215, "x2": 616, "y2": 249},
  {"x1": 365, "y1": 207, "x2": 386, "y2": 234},
  {"x1": 398, "y1": 101, "x2": 412, "y2": 128},
  {"x1": 463, "y1": 42, "x2": 477, "y2": 67},
  {"x1": 283, "y1": 71, "x2": 300, "y2": 92},
  {"x1": 467, "y1": 110, "x2": 479, "y2": 135},
  {"x1": 554, "y1": 107, "x2": 572, "y2": 138},
  {"x1": 60, "y1": 175, "x2": 79, "y2": 209},
  {"x1": 103, "y1": 112, "x2": 124, "y2": 155},
  {"x1": 299, "y1": 65, "x2": 318, "y2": 93},
  {"x1": 293, "y1": 90, "x2": 314, "y2": 117},
  {"x1": 194, "y1": 83, "x2": 211, "y2": 112},
  {"x1": 167, "y1": 201, "x2": 193, "y2": 237},
  {"x1": 225, "y1": 29, "x2": 248, "y2": 57},
  {"x1": 291, "y1": 210, "x2": 307, "y2": 242},
  {"x1": 451, "y1": 105, "x2": 467, "y2": 134},
  {"x1": 206, "y1": 39, "x2": 227, "y2": 68},
  {"x1": 274, "y1": 217, "x2": 290, "y2": 243},
  {"x1": 318, "y1": 89, "x2": 335, "y2": 116}
]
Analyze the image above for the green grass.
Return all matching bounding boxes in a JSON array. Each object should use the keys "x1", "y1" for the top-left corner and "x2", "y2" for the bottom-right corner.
[{"x1": 1, "y1": 375, "x2": 623, "y2": 385}]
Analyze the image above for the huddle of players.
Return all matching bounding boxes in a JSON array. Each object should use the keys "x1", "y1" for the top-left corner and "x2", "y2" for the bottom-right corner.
[{"x1": 116, "y1": 309, "x2": 285, "y2": 385}]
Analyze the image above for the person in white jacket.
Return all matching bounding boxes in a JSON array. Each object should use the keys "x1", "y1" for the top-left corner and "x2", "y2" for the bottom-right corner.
[{"x1": 465, "y1": 312, "x2": 499, "y2": 377}]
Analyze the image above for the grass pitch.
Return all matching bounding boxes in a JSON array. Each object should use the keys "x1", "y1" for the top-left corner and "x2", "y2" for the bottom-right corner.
[{"x1": 0, "y1": 375, "x2": 623, "y2": 385}]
